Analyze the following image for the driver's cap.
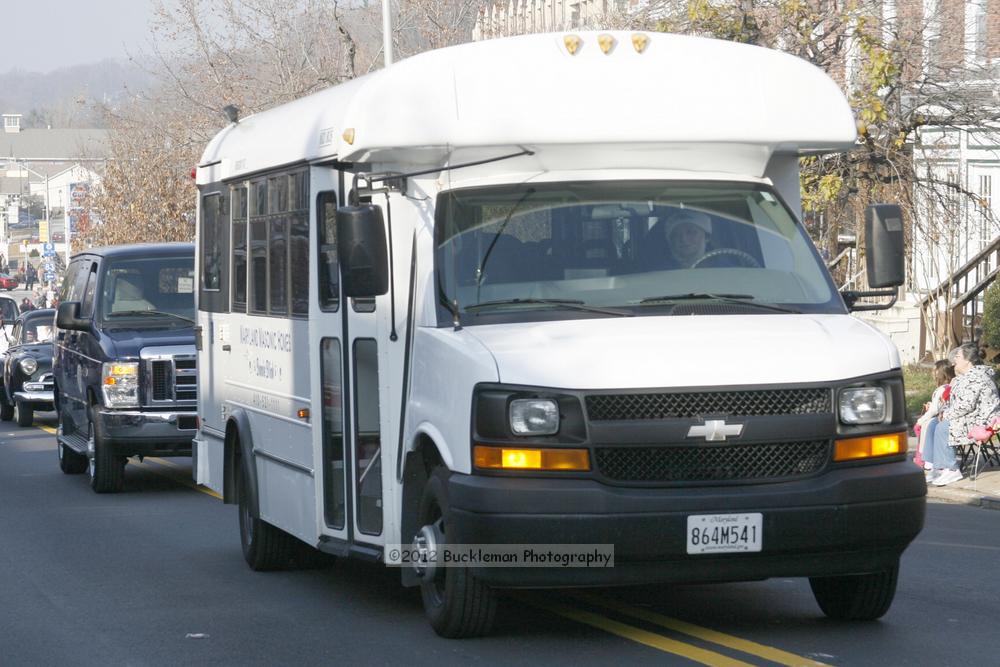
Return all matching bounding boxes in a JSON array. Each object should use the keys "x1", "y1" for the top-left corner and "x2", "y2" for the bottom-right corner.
[{"x1": 667, "y1": 210, "x2": 712, "y2": 236}]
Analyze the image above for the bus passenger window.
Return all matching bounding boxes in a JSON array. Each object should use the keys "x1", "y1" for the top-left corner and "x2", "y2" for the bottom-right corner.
[
  {"x1": 232, "y1": 186, "x2": 248, "y2": 312},
  {"x1": 201, "y1": 193, "x2": 222, "y2": 291}
]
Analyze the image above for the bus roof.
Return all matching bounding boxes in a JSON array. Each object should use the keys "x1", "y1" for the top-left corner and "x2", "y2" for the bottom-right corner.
[{"x1": 199, "y1": 31, "x2": 857, "y2": 182}]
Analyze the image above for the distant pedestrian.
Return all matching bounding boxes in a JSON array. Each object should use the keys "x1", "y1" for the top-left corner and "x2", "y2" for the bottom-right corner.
[
  {"x1": 914, "y1": 360, "x2": 954, "y2": 474},
  {"x1": 20, "y1": 297, "x2": 34, "y2": 312},
  {"x1": 927, "y1": 344, "x2": 1000, "y2": 486},
  {"x1": 25, "y1": 264, "x2": 35, "y2": 290}
]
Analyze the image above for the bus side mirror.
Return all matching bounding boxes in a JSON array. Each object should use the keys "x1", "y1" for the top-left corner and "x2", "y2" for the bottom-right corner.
[
  {"x1": 336, "y1": 205, "x2": 390, "y2": 298},
  {"x1": 56, "y1": 301, "x2": 88, "y2": 331},
  {"x1": 864, "y1": 204, "x2": 905, "y2": 288}
]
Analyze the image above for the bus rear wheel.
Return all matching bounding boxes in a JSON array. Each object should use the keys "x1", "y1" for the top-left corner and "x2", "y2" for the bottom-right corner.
[
  {"x1": 416, "y1": 467, "x2": 497, "y2": 638},
  {"x1": 237, "y1": 457, "x2": 296, "y2": 571},
  {"x1": 809, "y1": 562, "x2": 899, "y2": 620}
]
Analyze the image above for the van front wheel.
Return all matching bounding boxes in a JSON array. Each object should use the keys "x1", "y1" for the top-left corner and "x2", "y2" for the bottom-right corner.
[
  {"x1": 416, "y1": 467, "x2": 497, "y2": 638},
  {"x1": 809, "y1": 562, "x2": 899, "y2": 620},
  {"x1": 88, "y1": 407, "x2": 125, "y2": 493}
]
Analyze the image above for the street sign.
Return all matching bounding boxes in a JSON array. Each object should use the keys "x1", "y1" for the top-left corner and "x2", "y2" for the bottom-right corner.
[
  {"x1": 44, "y1": 272, "x2": 56, "y2": 282},
  {"x1": 43, "y1": 242, "x2": 55, "y2": 256}
]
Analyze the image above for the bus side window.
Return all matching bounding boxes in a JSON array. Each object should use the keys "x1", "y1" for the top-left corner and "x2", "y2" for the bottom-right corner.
[
  {"x1": 317, "y1": 191, "x2": 339, "y2": 311},
  {"x1": 231, "y1": 185, "x2": 248, "y2": 313}
]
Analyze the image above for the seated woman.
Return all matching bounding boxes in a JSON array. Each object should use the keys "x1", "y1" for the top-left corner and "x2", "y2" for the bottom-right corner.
[{"x1": 927, "y1": 343, "x2": 1000, "y2": 486}]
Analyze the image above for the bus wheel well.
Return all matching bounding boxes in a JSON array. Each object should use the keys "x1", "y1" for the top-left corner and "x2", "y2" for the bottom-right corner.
[
  {"x1": 223, "y1": 420, "x2": 241, "y2": 505},
  {"x1": 399, "y1": 435, "x2": 445, "y2": 587}
]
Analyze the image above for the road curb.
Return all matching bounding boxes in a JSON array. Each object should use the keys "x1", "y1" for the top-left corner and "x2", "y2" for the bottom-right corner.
[{"x1": 927, "y1": 487, "x2": 1000, "y2": 510}]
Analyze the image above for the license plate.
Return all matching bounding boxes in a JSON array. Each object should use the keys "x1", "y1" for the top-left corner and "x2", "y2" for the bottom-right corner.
[{"x1": 686, "y1": 513, "x2": 762, "y2": 554}]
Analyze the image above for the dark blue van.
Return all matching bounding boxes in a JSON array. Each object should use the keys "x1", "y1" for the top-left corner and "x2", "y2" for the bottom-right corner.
[{"x1": 53, "y1": 244, "x2": 197, "y2": 492}]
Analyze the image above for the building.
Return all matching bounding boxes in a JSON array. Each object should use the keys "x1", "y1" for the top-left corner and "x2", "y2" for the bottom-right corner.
[
  {"x1": 0, "y1": 113, "x2": 107, "y2": 265},
  {"x1": 473, "y1": 0, "x2": 645, "y2": 39}
]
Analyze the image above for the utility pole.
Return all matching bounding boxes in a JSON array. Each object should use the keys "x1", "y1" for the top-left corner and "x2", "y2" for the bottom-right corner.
[{"x1": 382, "y1": 0, "x2": 393, "y2": 67}]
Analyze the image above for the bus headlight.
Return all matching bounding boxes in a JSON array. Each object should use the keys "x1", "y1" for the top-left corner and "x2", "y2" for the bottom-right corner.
[
  {"x1": 839, "y1": 387, "x2": 886, "y2": 424},
  {"x1": 509, "y1": 398, "x2": 559, "y2": 435},
  {"x1": 19, "y1": 358, "x2": 38, "y2": 376},
  {"x1": 102, "y1": 362, "x2": 140, "y2": 408}
]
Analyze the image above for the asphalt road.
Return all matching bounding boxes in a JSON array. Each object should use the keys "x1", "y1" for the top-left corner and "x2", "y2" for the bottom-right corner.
[{"x1": 2, "y1": 414, "x2": 998, "y2": 666}]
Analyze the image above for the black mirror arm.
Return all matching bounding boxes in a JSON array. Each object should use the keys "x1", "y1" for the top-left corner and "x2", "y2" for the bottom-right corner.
[{"x1": 841, "y1": 288, "x2": 899, "y2": 311}]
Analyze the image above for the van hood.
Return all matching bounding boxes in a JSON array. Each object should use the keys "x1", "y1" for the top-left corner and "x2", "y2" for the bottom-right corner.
[
  {"x1": 464, "y1": 314, "x2": 898, "y2": 389},
  {"x1": 103, "y1": 326, "x2": 195, "y2": 357}
]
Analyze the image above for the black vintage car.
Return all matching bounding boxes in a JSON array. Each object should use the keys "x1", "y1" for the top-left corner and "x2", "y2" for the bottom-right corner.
[{"x1": 1, "y1": 309, "x2": 56, "y2": 427}]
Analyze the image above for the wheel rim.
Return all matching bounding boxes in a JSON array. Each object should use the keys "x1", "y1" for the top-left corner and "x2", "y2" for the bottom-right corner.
[
  {"x1": 87, "y1": 420, "x2": 96, "y2": 480},
  {"x1": 240, "y1": 490, "x2": 255, "y2": 544},
  {"x1": 421, "y1": 503, "x2": 447, "y2": 606}
]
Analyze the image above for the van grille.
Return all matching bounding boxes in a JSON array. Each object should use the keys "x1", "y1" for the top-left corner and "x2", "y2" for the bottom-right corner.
[
  {"x1": 585, "y1": 388, "x2": 831, "y2": 421},
  {"x1": 147, "y1": 355, "x2": 197, "y2": 404},
  {"x1": 595, "y1": 440, "x2": 831, "y2": 483}
]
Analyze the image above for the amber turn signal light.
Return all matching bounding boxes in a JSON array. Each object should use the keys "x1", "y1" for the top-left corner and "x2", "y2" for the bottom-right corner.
[
  {"x1": 833, "y1": 432, "x2": 906, "y2": 461},
  {"x1": 474, "y1": 446, "x2": 590, "y2": 471}
]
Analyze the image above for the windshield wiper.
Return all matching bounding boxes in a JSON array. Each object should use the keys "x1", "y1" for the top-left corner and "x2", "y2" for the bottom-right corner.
[
  {"x1": 475, "y1": 188, "x2": 535, "y2": 302},
  {"x1": 638, "y1": 293, "x2": 800, "y2": 314},
  {"x1": 106, "y1": 310, "x2": 195, "y2": 324},
  {"x1": 465, "y1": 298, "x2": 632, "y2": 317}
]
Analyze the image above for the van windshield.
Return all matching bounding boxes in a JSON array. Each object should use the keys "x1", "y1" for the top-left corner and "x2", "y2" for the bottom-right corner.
[
  {"x1": 435, "y1": 180, "x2": 844, "y2": 325},
  {"x1": 99, "y1": 256, "x2": 196, "y2": 326}
]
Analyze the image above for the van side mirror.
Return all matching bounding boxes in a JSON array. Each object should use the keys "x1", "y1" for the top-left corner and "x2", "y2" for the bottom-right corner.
[
  {"x1": 56, "y1": 301, "x2": 89, "y2": 331},
  {"x1": 864, "y1": 204, "x2": 905, "y2": 288},
  {"x1": 336, "y1": 205, "x2": 389, "y2": 297}
]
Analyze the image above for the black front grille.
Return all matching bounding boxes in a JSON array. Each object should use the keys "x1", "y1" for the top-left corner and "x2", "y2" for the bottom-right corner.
[
  {"x1": 151, "y1": 361, "x2": 171, "y2": 400},
  {"x1": 595, "y1": 440, "x2": 831, "y2": 483},
  {"x1": 586, "y1": 388, "x2": 831, "y2": 421},
  {"x1": 148, "y1": 356, "x2": 197, "y2": 403}
]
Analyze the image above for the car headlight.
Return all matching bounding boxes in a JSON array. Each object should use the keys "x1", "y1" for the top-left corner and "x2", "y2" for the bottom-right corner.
[
  {"x1": 509, "y1": 398, "x2": 560, "y2": 435},
  {"x1": 839, "y1": 387, "x2": 886, "y2": 424},
  {"x1": 19, "y1": 357, "x2": 38, "y2": 375},
  {"x1": 102, "y1": 362, "x2": 139, "y2": 408}
]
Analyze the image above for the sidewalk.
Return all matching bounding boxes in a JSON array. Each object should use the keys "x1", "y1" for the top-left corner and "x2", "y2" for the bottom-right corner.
[{"x1": 910, "y1": 437, "x2": 1000, "y2": 510}]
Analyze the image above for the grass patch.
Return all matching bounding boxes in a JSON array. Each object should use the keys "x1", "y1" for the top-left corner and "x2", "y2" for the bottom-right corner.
[{"x1": 903, "y1": 364, "x2": 935, "y2": 425}]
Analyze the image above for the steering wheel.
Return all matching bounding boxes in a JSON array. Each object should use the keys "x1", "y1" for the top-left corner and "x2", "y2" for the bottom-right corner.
[{"x1": 691, "y1": 248, "x2": 761, "y2": 269}]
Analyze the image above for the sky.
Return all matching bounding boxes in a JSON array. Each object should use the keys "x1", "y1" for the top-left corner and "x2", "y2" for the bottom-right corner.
[{"x1": 3, "y1": 0, "x2": 164, "y2": 73}]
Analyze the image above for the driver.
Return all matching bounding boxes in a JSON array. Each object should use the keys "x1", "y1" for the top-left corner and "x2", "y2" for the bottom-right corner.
[{"x1": 665, "y1": 210, "x2": 712, "y2": 268}]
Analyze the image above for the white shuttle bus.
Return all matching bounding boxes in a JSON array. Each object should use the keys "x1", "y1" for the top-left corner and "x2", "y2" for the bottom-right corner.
[{"x1": 194, "y1": 32, "x2": 925, "y2": 637}]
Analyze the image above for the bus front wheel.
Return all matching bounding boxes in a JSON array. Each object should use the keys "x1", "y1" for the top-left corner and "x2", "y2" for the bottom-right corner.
[{"x1": 416, "y1": 467, "x2": 497, "y2": 638}]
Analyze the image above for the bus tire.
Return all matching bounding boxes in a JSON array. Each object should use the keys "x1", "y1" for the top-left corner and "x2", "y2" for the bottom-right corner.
[
  {"x1": 237, "y1": 459, "x2": 295, "y2": 571},
  {"x1": 88, "y1": 406, "x2": 125, "y2": 493},
  {"x1": 417, "y1": 467, "x2": 497, "y2": 638},
  {"x1": 809, "y1": 562, "x2": 899, "y2": 620}
]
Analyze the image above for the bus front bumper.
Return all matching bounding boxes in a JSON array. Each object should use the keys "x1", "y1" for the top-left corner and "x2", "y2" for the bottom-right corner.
[{"x1": 445, "y1": 461, "x2": 926, "y2": 587}]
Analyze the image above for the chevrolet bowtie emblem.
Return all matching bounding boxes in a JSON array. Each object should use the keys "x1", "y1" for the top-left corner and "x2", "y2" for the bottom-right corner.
[{"x1": 687, "y1": 419, "x2": 744, "y2": 441}]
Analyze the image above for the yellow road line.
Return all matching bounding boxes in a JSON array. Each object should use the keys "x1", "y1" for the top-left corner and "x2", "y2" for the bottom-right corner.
[
  {"x1": 135, "y1": 458, "x2": 223, "y2": 500},
  {"x1": 519, "y1": 596, "x2": 754, "y2": 666},
  {"x1": 573, "y1": 593, "x2": 830, "y2": 667},
  {"x1": 35, "y1": 423, "x2": 221, "y2": 500}
]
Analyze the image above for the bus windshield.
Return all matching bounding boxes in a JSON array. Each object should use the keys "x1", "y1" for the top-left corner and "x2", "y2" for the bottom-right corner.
[
  {"x1": 435, "y1": 180, "x2": 843, "y2": 324},
  {"x1": 100, "y1": 256, "x2": 196, "y2": 325}
]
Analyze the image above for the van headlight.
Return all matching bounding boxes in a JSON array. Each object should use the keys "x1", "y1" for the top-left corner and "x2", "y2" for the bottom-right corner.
[
  {"x1": 510, "y1": 398, "x2": 560, "y2": 435},
  {"x1": 102, "y1": 362, "x2": 139, "y2": 408},
  {"x1": 839, "y1": 387, "x2": 886, "y2": 424},
  {"x1": 19, "y1": 358, "x2": 38, "y2": 375}
]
